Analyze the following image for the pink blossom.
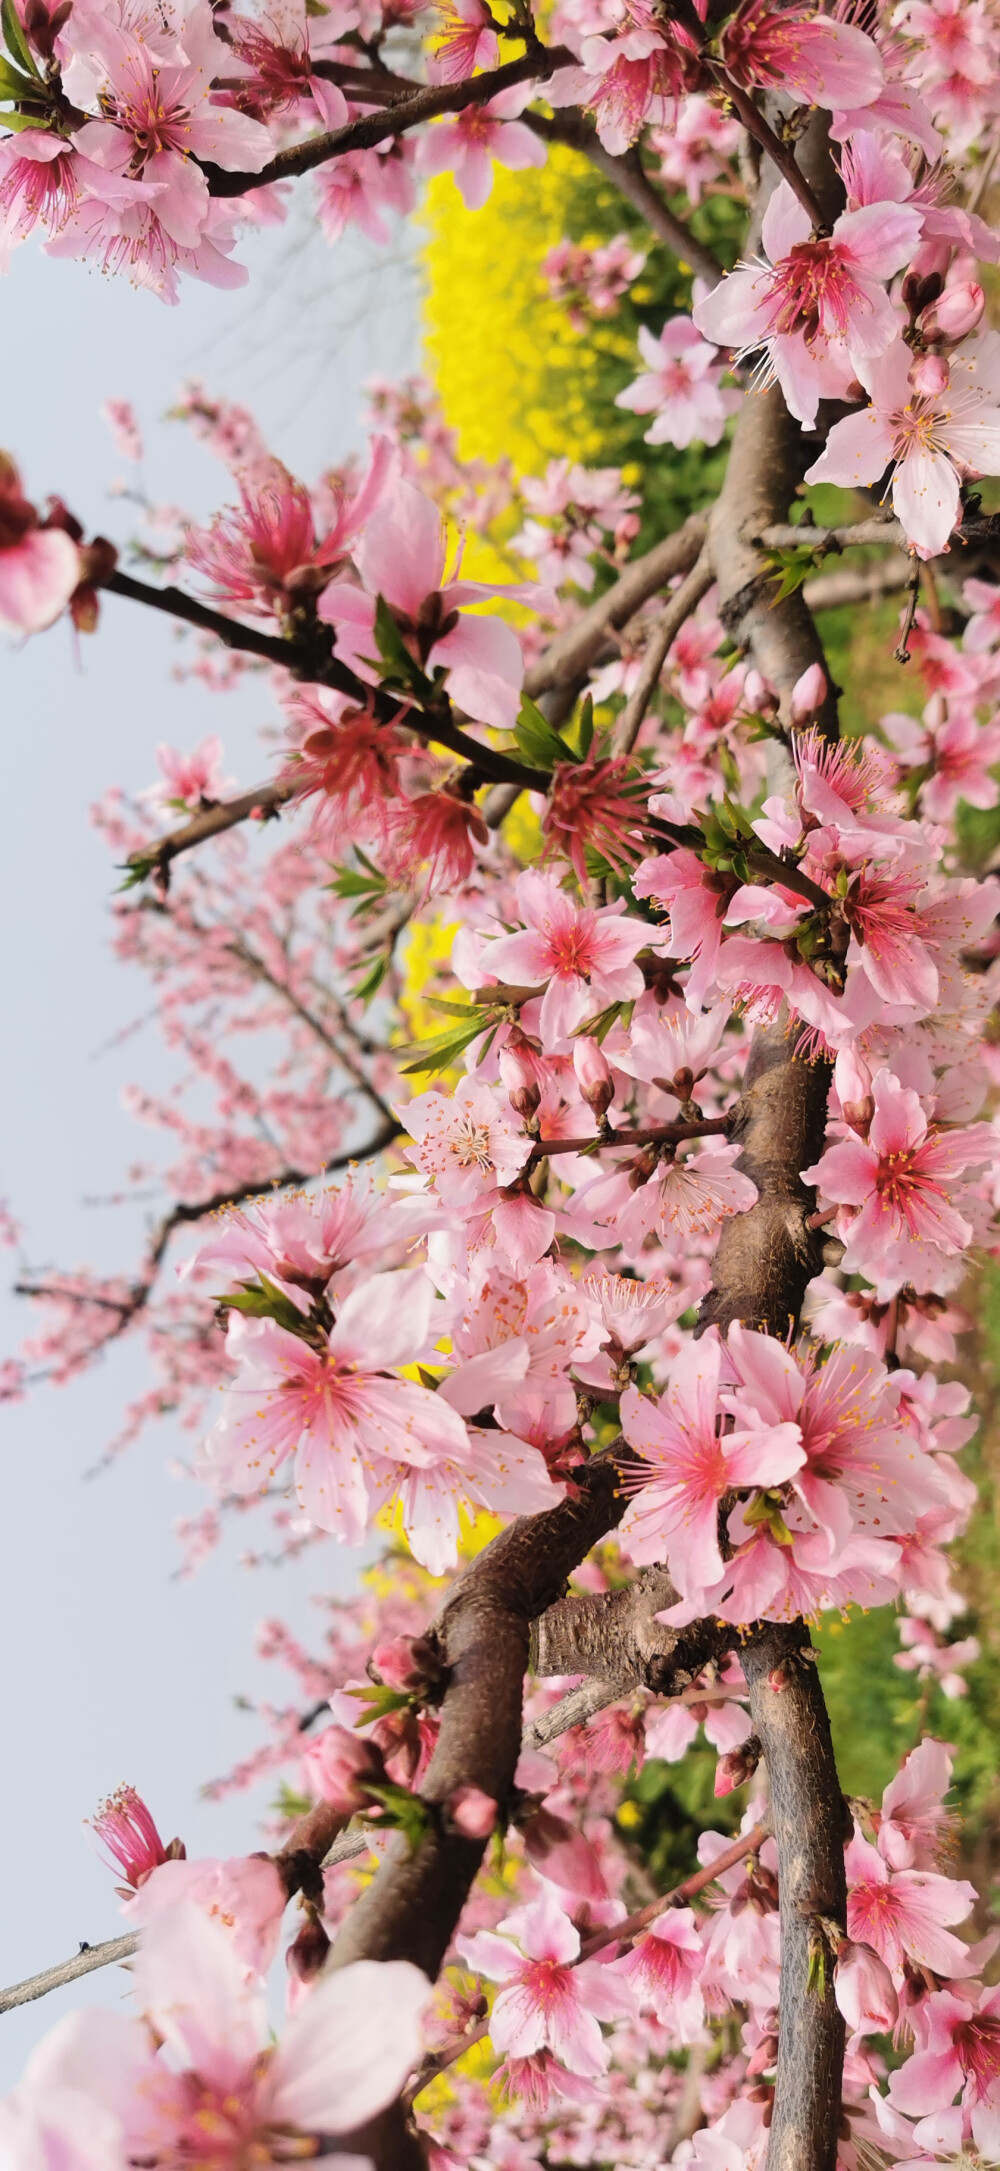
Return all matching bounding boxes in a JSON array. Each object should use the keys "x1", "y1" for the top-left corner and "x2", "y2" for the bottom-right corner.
[
  {"x1": 181, "y1": 1177, "x2": 403, "y2": 1306},
  {"x1": 0, "y1": 453, "x2": 80, "y2": 635},
  {"x1": 889, "y1": 1983, "x2": 1000, "y2": 2156},
  {"x1": 695, "y1": 183, "x2": 922, "y2": 427},
  {"x1": 123, "y1": 1853, "x2": 288, "y2": 1975},
  {"x1": 482, "y1": 869, "x2": 647, "y2": 1043},
  {"x1": 458, "y1": 1887, "x2": 633, "y2": 2075},
  {"x1": 804, "y1": 1068, "x2": 991, "y2": 1298},
  {"x1": 197, "y1": 1269, "x2": 470, "y2": 1543},
  {"x1": 619, "y1": 1333, "x2": 805, "y2": 1598},
  {"x1": 615, "y1": 318, "x2": 734, "y2": 449},
  {"x1": 846, "y1": 1829, "x2": 976, "y2": 1974},
  {"x1": 428, "y1": 0, "x2": 500, "y2": 81},
  {"x1": 882, "y1": 703, "x2": 1000, "y2": 820},
  {"x1": 143, "y1": 735, "x2": 235, "y2": 815},
  {"x1": 612, "y1": 1907, "x2": 705, "y2": 2040},
  {"x1": 316, "y1": 145, "x2": 417, "y2": 246},
  {"x1": 12, "y1": 1903, "x2": 430, "y2": 2157},
  {"x1": 578, "y1": 1141, "x2": 758, "y2": 1250},
  {"x1": 962, "y1": 573, "x2": 1000, "y2": 652},
  {"x1": 834, "y1": 1939, "x2": 899, "y2": 2036},
  {"x1": 187, "y1": 442, "x2": 390, "y2": 620},
  {"x1": 319, "y1": 472, "x2": 542, "y2": 730},
  {"x1": 400, "y1": 1076, "x2": 531, "y2": 1212},
  {"x1": 719, "y1": 1, "x2": 885, "y2": 107},
  {"x1": 877, "y1": 1737, "x2": 958, "y2": 1869},
  {"x1": 417, "y1": 87, "x2": 547, "y2": 210},
  {"x1": 89, "y1": 1784, "x2": 176, "y2": 1896},
  {"x1": 301, "y1": 1722, "x2": 384, "y2": 1813},
  {"x1": 806, "y1": 332, "x2": 1000, "y2": 558}
]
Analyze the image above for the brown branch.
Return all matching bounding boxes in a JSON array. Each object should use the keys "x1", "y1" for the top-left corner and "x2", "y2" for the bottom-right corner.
[
  {"x1": 741, "y1": 1628, "x2": 847, "y2": 2171},
  {"x1": 612, "y1": 545, "x2": 715, "y2": 755},
  {"x1": 529, "y1": 1113, "x2": 731, "y2": 1158},
  {"x1": 0, "y1": 1934, "x2": 140, "y2": 2014},
  {"x1": 709, "y1": 68, "x2": 828, "y2": 230},
  {"x1": 531, "y1": 1567, "x2": 738, "y2": 1689},
  {"x1": 406, "y1": 1819, "x2": 769, "y2": 2102},
  {"x1": 528, "y1": 114, "x2": 726, "y2": 288},
  {"x1": 803, "y1": 555, "x2": 913, "y2": 613},
  {"x1": 694, "y1": 111, "x2": 848, "y2": 2171},
  {"x1": 202, "y1": 47, "x2": 571, "y2": 196},
  {"x1": 524, "y1": 515, "x2": 710, "y2": 701},
  {"x1": 326, "y1": 1442, "x2": 639, "y2": 1981}
]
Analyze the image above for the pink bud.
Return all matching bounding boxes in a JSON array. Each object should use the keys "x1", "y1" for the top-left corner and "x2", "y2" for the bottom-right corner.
[
  {"x1": 714, "y1": 1735, "x2": 762, "y2": 1796},
  {"x1": 917, "y1": 279, "x2": 985, "y2": 343},
  {"x1": 370, "y1": 1634, "x2": 440, "y2": 1694},
  {"x1": 906, "y1": 238, "x2": 951, "y2": 287},
  {"x1": 446, "y1": 1785, "x2": 497, "y2": 1839},
  {"x1": 833, "y1": 1047, "x2": 874, "y2": 1138},
  {"x1": 301, "y1": 1724, "x2": 384, "y2": 1814},
  {"x1": 499, "y1": 1039, "x2": 542, "y2": 1123},
  {"x1": 789, "y1": 663, "x2": 827, "y2": 724},
  {"x1": 743, "y1": 667, "x2": 779, "y2": 720},
  {"x1": 573, "y1": 1035, "x2": 614, "y2": 1120},
  {"x1": 834, "y1": 1939, "x2": 899, "y2": 2034},
  {"x1": 909, "y1": 351, "x2": 950, "y2": 398}
]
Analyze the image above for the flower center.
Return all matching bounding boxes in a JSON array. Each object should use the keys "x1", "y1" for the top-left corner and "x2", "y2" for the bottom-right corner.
[{"x1": 763, "y1": 240, "x2": 862, "y2": 343}]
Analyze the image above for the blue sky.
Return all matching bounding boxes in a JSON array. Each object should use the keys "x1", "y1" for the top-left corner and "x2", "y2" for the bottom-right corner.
[{"x1": 0, "y1": 209, "x2": 416, "y2": 2081}]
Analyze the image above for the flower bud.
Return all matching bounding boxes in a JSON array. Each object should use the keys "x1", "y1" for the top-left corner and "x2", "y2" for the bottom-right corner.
[
  {"x1": 499, "y1": 1038, "x2": 542, "y2": 1123},
  {"x1": 573, "y1": 1035, "x2": 614, "y2": 1120},
  {"x1": 834, "y1": 1939, "x2": 899, "y2": 2034},
  {"x1": 917, "y1": 279, "x2": 985, "y2": 344},
  {"x1": 909, "y1": 351, "x2": 951, "y2": 398},
  {"x1": 789, "y1": 662, "x2": 828, "y2": 725},
  {"x1": 301, "y1": 1724, "x2": 384, "y2": 1814},
  {"x1": 446, "y1": 1785, "x2": 497, "y2": 1839},
  {"x1": 743, "y1": 667, "x2": 779, "y2": 719},
  {"x1": 369, "y1": 1633, "x2": 441, "y2": 1695},
  {"x1": 834, "y1": 1047, "x2": 874, "y2": 1138},
  {"x1": 902, "y1": 252, "x2": 947, "y2": 311},
  {"x1": 285, "y1": 1909, "x2": 331, "y2": 1999},
  {"x1": 714, "y1": 1733, "x2": 762, "y2": 1796}
]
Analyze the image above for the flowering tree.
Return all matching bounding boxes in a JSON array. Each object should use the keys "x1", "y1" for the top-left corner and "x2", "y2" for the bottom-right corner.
[{"x1": 6, "y1": 0, "x2": 1000, "y2": 2161}]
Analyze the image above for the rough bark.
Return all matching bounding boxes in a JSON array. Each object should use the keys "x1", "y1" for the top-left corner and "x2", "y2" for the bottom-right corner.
[
  {"x1": 327, "y1": 1445, "x2": 636, "y2": 1981},
  {"x1": 531, "y1": 1567, "x2": 736, "y2": 1690},
  {"x1": 741, "y1": 1625, "x2": 848, "y2": 2171}
]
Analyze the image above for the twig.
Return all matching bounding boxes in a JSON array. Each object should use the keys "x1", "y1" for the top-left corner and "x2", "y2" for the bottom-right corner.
[
  {"x1": 201, "y1": 47, "x2": 572, "y2": 195},
  {"x1": 405, "y1": 1819, "x2": 769, "y2": 2103},
  {"x1": 612, "y1": 546, "x2": 715, "y2": 756},
  {"x1": 0, "y1": 1933, "x2": 140, "y2": 2014},
  {"x1": 894, "y1": 559, "x2": 922, "y2": 665},
  {"x1": 528, "y1": 114, "x2": 726, "y2": 288},
  {"x1": 710, "y1": 69, "x2": 828, "y2": 230},
  {"x1": 528, "y1": 1114, "x2": 731, "y2": 1158}
]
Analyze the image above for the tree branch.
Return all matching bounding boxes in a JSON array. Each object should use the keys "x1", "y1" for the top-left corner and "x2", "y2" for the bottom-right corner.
[
  {"x1": 0, "y1": 1934, "x2": 140, "y2": 2014},
  {"x1": 326, "y1": 1442, "x2": 639, "y2": 1980},
  {"x1": 201, "y1": 47, "x2": 572, "y2": 196},
  {"x1": 528, "y1": 114, "x2": 726, "y2": 287},
  {"x1": 612, "y1": 544, "x2": 715, "y2": 755},
  {"x1": 531, "y1": 1567, "x2": 738, "y2": 1688}
]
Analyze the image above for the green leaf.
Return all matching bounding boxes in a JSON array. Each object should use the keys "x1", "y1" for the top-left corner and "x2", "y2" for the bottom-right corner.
[
  {"x1": 348, "y1": 950, "x2": 391, "y2": 1005},
  {"x1": 344, "y1": 1684, "x2": 415, "y2": 1723},
  {"x1": 561, "y1": 692, "x2": 594, "y2": 762},
  {"x1": 399, "y1": 1013, "x2": 491, "y2": 1074},
  {"x1": 117, "y1": 856, "x2": 156, "y2": 891},
  {"x1": 0, "y1": 105, "x2": 47, "y2": 126},
  {"x1": 214, "y1": 1274, "x2": 311, "y2": 1337},
  {"x1": 571, "y1": 997, "x2": 633, "y2": 1044},
  {"x1": 1, "y1": 0, "x2": 39, "y2": 77},
  {"x1": 512, "y1": 694, "x2": 580, "y2": 772},
  {"x1": 363, "y1": 1781, "x2": 432, "y2": 1855},
  {"x1": 762, "y1": 544, "x2": 821, "y2": 606},
  {"x1": 327, "y1": 860, "x2": 388, "y2": 901},
  {"x1": 0, "y1": 54, "x2": 39, "y2": 96}
]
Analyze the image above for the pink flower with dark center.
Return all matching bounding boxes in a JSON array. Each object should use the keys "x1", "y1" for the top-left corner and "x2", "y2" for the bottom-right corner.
[
  {"x1": 695, "y1": 183, "x2": 922, "y2": 427},
  {"x1": 197, "y1": 1268, "x2": 470, "y2": 1543},
  {"x1": 89, "y1": 1785, "x2": 176, "y2": 1896},
  {"x1": 612, "y1": 1907, "x2": 705, "y2": 2039},
  {"x1": 428, "y1": 0, "x2": 500, "y2": 82},
  {"x1": 615, "y1": 318, "x2": 734, "y2": 449},
  {"x1": 458, "y1": 1888, "x2": 633, "y2": 2075},
  {"x1": 804, "y1": 1067, "x2": 990, "y2": 1297},
  {"x1": 387, "y1": 788, "x2": 490, "y2": 896},
  {"x1": 482, "y1": 869, "x2": 648, "y2": 1043},
  {"x1": 719, "y1": 1, "x2": 885, "y2": 108},
  {"x1": 846, "y1": 1830, "x2": 976, "y2": 1973},
  {"x1": 619, "y1": 1334, "x2": 805, "y2": 1599},
  {"x1": 416, "y1": 86, "x2": 546, "y2": 210},
  {"x1": 806, "y1": 332, "x2": 1000, "y2": 559},
  {"x1": 282, "y1": 692, "x2": 405, "y2": 848},
  {"x1": 889, "y1": 1982, "x2": 1000, "y2": 2157},
  {"x1": 12, "y1": 1903, "x2": 430, "y2": 2162}
]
